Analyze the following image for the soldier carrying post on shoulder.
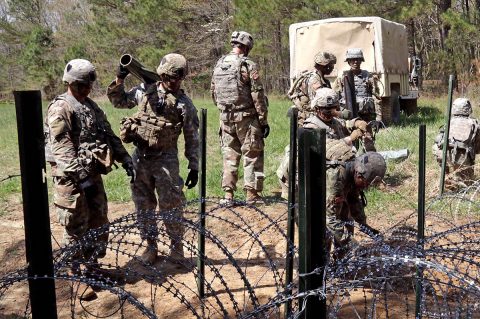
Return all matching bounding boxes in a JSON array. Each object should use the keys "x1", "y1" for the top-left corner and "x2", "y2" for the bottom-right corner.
[
  {"x1": 433, "y1": 98, "x2": 480, "y2": 189},
  {"x1": 45, "y1": 59, "x2": 134, "y2": 301},
  {"x1": 333, "y1": 48, "x2": 381, "y2": 153},
  {"x1": 211, "y1": 31, "x2": 269, "y2": 205},
  {"x1": 107, "y1": 53, "x2": 199, "y2": 264}
]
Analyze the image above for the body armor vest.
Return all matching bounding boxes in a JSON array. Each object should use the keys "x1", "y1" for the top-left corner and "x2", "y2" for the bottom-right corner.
[
  {"x1": 212, "y1": 53, "x2": 252, "y2": 111},
  {"x1": 134, "y1": 83, "x2": 183, "y2": 150}
]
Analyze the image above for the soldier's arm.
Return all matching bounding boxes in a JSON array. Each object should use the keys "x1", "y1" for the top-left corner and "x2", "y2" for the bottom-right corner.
[
  {"x1": 348, "y1": 189, "x2": 366, "y2": 225},
  {"x1": 245, "y1": 60, "x2": 268, "y2": 126},
  {"x1": 98, "y1": 109, "x2": 132, "y2": 165},
  {"x1": 210, "y1": 78, "x2": 217, "y2": 106},
  {"x1": 305, "y1": 74, "x2": 322, "y2": 101},
  {"x1": 326, "y1": 166, "x2": 347, "y2": 216},
  {"x1": 106, "y1": 79, "x2": 144, "y2": 109},
  {"x1": 47, "y1": 100, "x2": 89, "y2": 182},
  {"x1": 331, "y1": 75, "x2": 344, "y2": 96},
  {"x1": 181, "y1": 97, "x2": 200, "y2": 171}
]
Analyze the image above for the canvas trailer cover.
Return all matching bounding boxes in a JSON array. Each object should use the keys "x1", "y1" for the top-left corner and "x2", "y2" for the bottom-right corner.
[{"x1": 289, "y1": 17, "x2": 410, "y2": 96}]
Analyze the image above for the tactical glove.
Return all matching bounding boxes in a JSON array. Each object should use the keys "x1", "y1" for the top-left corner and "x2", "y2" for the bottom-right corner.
[
  {"x1": 185, "y1": 169, "x2": 199, "y2": 189},
  {"x1": 354, "y1": 119, "x2": 368, "y2": 132},
  {"x1": 116, "y1": 65, "x2": 130, "y2": 80},
  {"x1": 349, "y1": 129, "x2": 364, "y2": 142},
  {"x1": 261, "y1": 124, "x2": 270, "y2": 139},
  {"x1": 78, "y1": 177, "x2": 94, "y2": 190},
  {"x1": 122, "y1": 162, "x2": 136, "y2": 183}
]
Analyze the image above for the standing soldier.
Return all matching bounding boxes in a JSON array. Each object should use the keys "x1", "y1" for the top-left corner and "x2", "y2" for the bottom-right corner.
[
  {"x1": 287, "y1": 51, "x2": 337, "y2": 125},
  {"x1": 433, "y1": 98, "x2": 480, "y2": 188},
  {"x1": 333, "y1": 48, "x2": 380, "y2": 152},
  {"x1": 107, "y1": 53, "x2": 199, "y2": 264},
  {"x1": 45, "y1": 59, "x2": 134, "y2": 300},
  {"x1": 211, "y1": 31, "x2": 269, "y2": 204}
]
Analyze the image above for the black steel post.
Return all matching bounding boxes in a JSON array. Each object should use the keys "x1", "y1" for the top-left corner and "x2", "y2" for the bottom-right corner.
[
  {"x1": 439, "y1": 75, "x2": 455, "y2": 194},
  {"x1": 197, "y1": 109, "x2": 207, "y2": 298},
  {"x1": 284, "y1": 109, "x2": 298, "y2": 319},
  {"x1": 14, "y1": 90, "x2": 58, "y2": 319},
  {"x1": 415, "y1": 124, "x2": 426, "y2": 319},
  {"x1": 298, "y1": 128, "x2": 327, "y2": 319}
]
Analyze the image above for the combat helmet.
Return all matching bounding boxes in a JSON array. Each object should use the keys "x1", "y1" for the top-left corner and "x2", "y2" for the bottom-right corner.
[
  {"x1": 230, "y1": 31, "x2": 254, "y2": 50},
  {"x1": 62, "y1": 59, "x2": 97, "y2": 85},
  {"x1": 311, "y1": 88, "x2": 339, "y2": 109},
  {"x1": 314, "y1": 51, "x2": 337, "y2": 66},
  {"x1": 452, "y1": 98, "x2": 472, "y2": 117},
  {"x1": 156, "y1": 53, "x2": 188, "y2": 79},
  {"x1": 354, "y1": 152, "x2": 386, "y2": 185},
  {"x1": 345, "y1": 48, "x2": 365, "y2": 62}
]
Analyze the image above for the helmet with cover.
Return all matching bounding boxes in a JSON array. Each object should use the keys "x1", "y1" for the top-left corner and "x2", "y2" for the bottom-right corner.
[
  {"x1": 62, "y1": 59, "x2": 97, "y2": 85},
  {"x1": 230, "y1": 31, "x2": 254, "y2": 51},
  {"x1": 311, "y1": 88, "x2": 339, "y2": 110},
  {"x1": 345, "y1": 48, "x2": 365, "y2": 62},
  {"x1": 156, "y1": 53, "x2": 188, "y2": 79},
  {"x1": 314, "y1": 51, "x2": 337, "y2": 66},
  {"x1": 354, "y1": 152, "x2": 386, "y2": 185},
  {"x1": 452, "y1": 98, "x2": 472, "y2": 116}
]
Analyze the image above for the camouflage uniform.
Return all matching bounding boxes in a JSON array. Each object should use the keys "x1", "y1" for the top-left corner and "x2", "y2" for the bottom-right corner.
[
  {"x1": 433, "y1": 98, "x2": 480, "y2": 188},
  {"x1": 211, "y1": 48, "x2": 268, "y2": 196},
  {"x1": 107, "y1": 70, "x2": 199, "y2": 248},
  {"x1": 45, "y1": 92, "x2": 132, "y2": 261}
]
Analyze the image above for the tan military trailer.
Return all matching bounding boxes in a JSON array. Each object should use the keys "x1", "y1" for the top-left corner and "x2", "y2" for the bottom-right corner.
[{"x1": 289, "y1": 16, "x2": 419, "y2": 124}]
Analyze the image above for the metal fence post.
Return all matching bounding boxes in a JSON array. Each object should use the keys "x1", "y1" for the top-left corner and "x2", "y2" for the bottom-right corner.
[
  {"x1": 439, "y1": 75, "x2": 455, "y2": 194},
  {"x1": 14, "y1": 90, "x2": 58, "y2": 319},
  {"x1": 284, "y1": 109, "x2": 298, "y2": 318},
  {"x1": 197, "y1": 108, "x2": 207, "y2": 298},
  {"x1": 416, "y1": 124, "x2": 426, "y2": 319},
  {"x1": 298, "y1": 128, "x2": 327, "y2": 319}
]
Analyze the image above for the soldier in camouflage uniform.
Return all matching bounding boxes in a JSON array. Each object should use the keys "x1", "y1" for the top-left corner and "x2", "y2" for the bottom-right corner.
[
  {"x1": 432, "y1": 98, "x2": 480, "y2": 188},
  {"x1": 287, "y1": 51, "x2": 337, "y2": 125},
  {"x1": 333, "y1": 48, "x2": 380, "y2": 152},
  {"x1": 277, "y1": 88, "x2": 370, "y2": 198},
  {"x1": 211, "y1": 31, "x2": 269, "y2": 204},
  {"x1": 325, "y1": 150, "x2": 386, "y2": 258},
  {"x1": 45, "y1": 59, "x2": 134, "y2": 300},
  {"x1": 107, "y1": 53, "x2": 199, "y2": 264}
]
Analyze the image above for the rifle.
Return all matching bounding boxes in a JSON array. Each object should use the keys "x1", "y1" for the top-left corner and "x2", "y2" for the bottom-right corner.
[
  {"x1": 120, "y1": 54, "x2": 160, "y2": 85},
  {"x1": 343, "y1": 71, "x2": 358, "y2": 118}
]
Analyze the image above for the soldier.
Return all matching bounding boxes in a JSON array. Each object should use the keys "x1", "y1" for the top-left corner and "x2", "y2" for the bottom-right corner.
[
  {"x1": 287, "y1": 51, "x2": 337, "y2": 125},
  {"x1": 277, "y1": 88, "x2": 369, "y2": 198},
  {"x1": 45, "y1": 59, "x2": 134, "y2": 300},
  {"x1": 107, "y1": 53, "x2": 199, "y2": 264},
  {"x1": 333, "y1": 48, "x2": 380, "y2": 152},
  {"x1": 325, "y1": 149, "x2": 386, "y2": 258},
  {"x1": 433, "y1": 98, "x2": 480, "y2": 188},
  {"x1": 211, "y1": 31, "x2": 269, "y2": 204}
]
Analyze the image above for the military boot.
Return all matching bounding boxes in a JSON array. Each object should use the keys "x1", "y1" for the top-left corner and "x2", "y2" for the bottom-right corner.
[
  {"x1": 78, "y1": 284, "x2": 98, "y2": 301},
  {"x1": 169, "y1": 242, "x2": 185, "y2": 261},
  {"x1": 140, "y1": 240, "x2": 158, "y2": 264},
  {"x1": 246, "y1": 189, "x2": 264, "y2": 205},
  {"x1": 220, "y1": 189, "x2": 234, "y2": 206}
]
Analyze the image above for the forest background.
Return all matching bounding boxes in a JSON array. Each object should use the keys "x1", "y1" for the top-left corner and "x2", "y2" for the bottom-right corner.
[{"x1": 1, "y1": 0, "x2": 480, "y2": 99}]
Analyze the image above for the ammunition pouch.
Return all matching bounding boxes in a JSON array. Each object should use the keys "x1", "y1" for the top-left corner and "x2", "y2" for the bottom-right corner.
[
  {"x1": 134, "y1": 112, "x2": 180, "y2": 149},
  {"x1": 120, "y1": 117, "x2": 140, "y2": 143},
  {"x1": 79, "y1": 141, "x2": 113, "y2": 175}
]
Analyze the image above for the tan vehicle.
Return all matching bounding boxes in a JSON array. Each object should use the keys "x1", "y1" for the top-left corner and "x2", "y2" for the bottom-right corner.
[{"x1": 289, "y1": 16, "x2": 420, "y2": 123}]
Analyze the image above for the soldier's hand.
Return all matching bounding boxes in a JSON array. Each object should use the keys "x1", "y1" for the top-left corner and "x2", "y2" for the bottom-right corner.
[
  {"x1": 349, "y1": 129, "x2": 364, "y2": 142},
  {"x1": 122, "y1": 162, "x2": 136, "y2": 183},
  {"x1": 261, "y1": 124, "x2": 270, "y2": 139},
  {"x1": 185, "y1": 169, "x2": 198, "y2": 189},
  {"x1": 116, "y1": 65, "x2": 130, "y2": 80},
  {"x1": 354, "y1": 119, "x2": 368, "y2": 132}
]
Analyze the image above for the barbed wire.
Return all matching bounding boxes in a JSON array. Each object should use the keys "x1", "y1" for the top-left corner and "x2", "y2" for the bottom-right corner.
[{"x1": 2, "y1": 189, "x2": 480, "y2": 318}]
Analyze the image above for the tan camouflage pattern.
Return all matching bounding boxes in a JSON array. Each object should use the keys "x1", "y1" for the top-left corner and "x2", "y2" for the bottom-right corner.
[
  {"x1": 211, "y1": 51, "x2": 268, "y2": 126},
  {"x1": 326, "y1": 163, "x2": 366, "y2": 248},
  {"x1": 107, "y1": 80, "x2": 199, "y2": 242},
  {"x1": 212, "y1": 51, "x2": 267, "y2": 192},
  {"x1": 45, "y1": 94, "x2": 131, "y2": 261}
]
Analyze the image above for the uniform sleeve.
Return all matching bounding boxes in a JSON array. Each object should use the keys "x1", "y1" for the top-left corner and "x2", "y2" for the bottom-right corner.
[
  {"x1": 181, "y1": 97, "x2": 200, "y2": 171},
  {"x1": 98, "y1": 110, "x2": 132, "y2": 165},
  {"x1": 107, "y1": 80, "x2": 143, "y2": 109},
  {"x1": 347, "y1": 189, "x2": 366, "y2": 224},
  {"x1": 305, "y1": 73, "x2": 323, "y2": 101},
  {"x1": 47, "y1": 100, "x2": 88, "y2": 181},
  {"x1": 326, "y1": 166, "x2": 347, "y2": 216},
  {"x1": 245, "y1": 59, "x2": 268, "y2": 126},
  {"x1": 332, "y1": 75, "x2": 344, "y2": 96}
]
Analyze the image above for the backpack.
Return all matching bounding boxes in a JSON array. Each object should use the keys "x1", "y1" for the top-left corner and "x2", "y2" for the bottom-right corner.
[
  {"x1": 212, "y1": 54, "x2": 250, "y2": 108},
  {"x1": 287, "y1": 70, "x2": 316, "y2": 108},
  {"x1": 434, "y1": 117, "x2": 478, "y2": 165},
  {"x1": 325, "y1": 139, "x2": 356, "y2": 166}
]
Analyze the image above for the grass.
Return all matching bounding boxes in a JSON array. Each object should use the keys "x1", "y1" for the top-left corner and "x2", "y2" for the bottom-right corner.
[{"x1": 0, "y1": 94, "x2": 465, "y2": 217}]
